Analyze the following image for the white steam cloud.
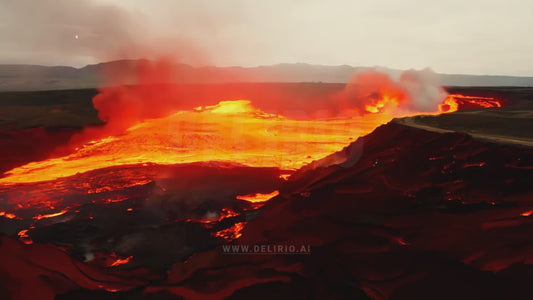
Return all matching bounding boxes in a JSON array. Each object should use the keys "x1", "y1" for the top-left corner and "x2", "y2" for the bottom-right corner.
[{"x1": 399, "y1": 68, "x2": 448, "y2": 112}]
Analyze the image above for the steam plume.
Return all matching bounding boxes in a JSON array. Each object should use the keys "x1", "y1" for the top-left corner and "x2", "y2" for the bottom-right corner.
[{"x1": 334, "y1": 68, "x2": 448, "y2": 115}]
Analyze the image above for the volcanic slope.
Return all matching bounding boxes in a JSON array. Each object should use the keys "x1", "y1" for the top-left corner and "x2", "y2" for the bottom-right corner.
[
  {"x1": 2, "y1": 119, "x2": 528, "y2": 299},
  {"x1": 134, "y1": 121, "x2": 531, "y2": 300}
]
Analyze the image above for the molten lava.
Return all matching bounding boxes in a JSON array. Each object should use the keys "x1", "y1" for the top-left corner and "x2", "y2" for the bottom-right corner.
[
  {"x1": 109, "y1": 255, "x2": 134, "y2": 267},
  {"x1": 0, "y1": 211, "x2": 16, "y2": 219},
  {"x1": 236, "y1": 190, "x2": 280, "y2": 203},
  {"x1": 438, "y1": 96, "x2": 459, "y2": 113},
  {"x1": 0, "y1": 90, "x2": 504, "y2": 244},
  {"x1": 365, "y1": 95, "x2": 401, "y2": 113},
  {"x1": 33, "y1": 210, "x2": 67, "y2": 220},
  {"x1": 214, "y1": 222, "x2": 246, "y2": 241},
  {"x1": 17, "y1": 229, "x2": 33, "y2": 244},
  {"x1": 521, "y1": 210, "x2": 533, "y2": 217},
  {"x1": 0, "y1": 93, "x2": 503, "y2": 187},
  {"x1": 0, "y1": 100, "x2": 393, "y2": 184},
  {"x1": 438, "y1": 94, "x2": 502, "y2": 113},
  {"x1": 236, "y1": 190, "x2": 280, "y2": 210}
]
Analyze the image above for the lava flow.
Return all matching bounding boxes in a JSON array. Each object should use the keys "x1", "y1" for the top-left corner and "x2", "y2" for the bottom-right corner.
[
  {"x1": 438, "y1": 94, "x2": 503, "y2": 113},
  {"x1": 0, "y1": 94, "x2": 502, "y2": 186},
  {"x1": 0, "y1": 100, "x2": 392, "y2": 184},
  {"x1": 0, "y1": 88, "x2": 504, "y2": 233}
]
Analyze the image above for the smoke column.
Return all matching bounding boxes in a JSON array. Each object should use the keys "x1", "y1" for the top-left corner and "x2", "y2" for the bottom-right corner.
[{"x1": 333, "y1": 68, "x2": 447, "y2": 115}]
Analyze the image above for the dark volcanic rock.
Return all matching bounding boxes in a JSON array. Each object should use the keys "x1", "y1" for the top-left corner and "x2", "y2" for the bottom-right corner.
[
  {"x1": 1, "y1": 121, "x2": 531, "y2": 299},
  {"x1": 151, "y1": 122, "x2": 532, "y2": 299}
]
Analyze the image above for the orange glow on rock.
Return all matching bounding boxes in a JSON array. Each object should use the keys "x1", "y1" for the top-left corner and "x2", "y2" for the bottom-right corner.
[
  {"x1": 17, "y1": 229, "x2": 33, "y2": 244},
  {"x1": 438, "y1": 96, "x2": 460, "y2": 113},
  {"x1": 214, "y1": 222, "x2": 246, "y2": 241},
  {"x1": 365, "y1": 95, "x2": 400, "y2": 114},
  {"x1": 33, "y1": 210, "x2": 68, "y2": 220},
  {"x1": 0, "y1": 211, "x2": 16, "y2": 219},
  {"x1": 109, "y1": 255, "x2": 133, "y2": 267},
  {"x1": 236, "y1": 190, "x2": 279, "y2": 203},
  {"x1": 462, "y1": 162, "x2": 486, "y2": 168},
  {"x1": 186, "y1": 207, "x2": 240, "y2": 225},
  {"x1": 439, "y1": 94, "x2": 502, "y2": 113},
  {"x1": 521, "y1": 210, "x2": 533, "y2": 217},
  {"x1": 279, "y1": 173, "x2": 292, "y2": 181}
]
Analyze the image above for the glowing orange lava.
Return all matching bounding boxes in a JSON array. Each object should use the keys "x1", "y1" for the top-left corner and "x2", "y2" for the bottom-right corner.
[
  {"x1": 521, "y1": 210, "x2": 533, "y2": 217},
  {"x1": 365, "y1": 95, "x2": 400, "y2": 113},
  {"x1": 0, "y1": 100, "x2": 393, "y2": 184},
  {"x1": 279, "y1": 173, "x2": 292, "y2": 181},
  {"x1": 438, "y1": 97, "x2": 460, "y2": 113},
  {"x1": 110, "y1": 255, "x2": 133, "y2": 267},
  {"x1": 214, "y1": 222, "x2": 246, "y2": 241},
  {"x1": 0, "y1": 211, "x2": 16, "y2": 219},
  {"x1": 0, "y1": 94, "x2": 503, "y2": 186},
  {"x1": 439, "y1": 94, "x2": 502, "y2": 113},
  {"x1": 236, "y1": 190, "x2": 279, "y2": 203},
  {"x1": 17, "y1": 229, "x2": 33, "y2": 244},
  {"x1": 186, "y1": 207, "x2": 240, "y2": 225},
  {"x1": 33, "y1": 210, "x2": 67, "y2": 220},
  {"x1": 0, "y1": 91, "x2": 506, "y2": 248}
]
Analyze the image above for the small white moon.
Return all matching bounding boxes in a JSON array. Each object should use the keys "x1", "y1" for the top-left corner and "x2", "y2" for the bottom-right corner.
[{"x1": 75, "y1": 35, "x2": 79, "y2": 39}]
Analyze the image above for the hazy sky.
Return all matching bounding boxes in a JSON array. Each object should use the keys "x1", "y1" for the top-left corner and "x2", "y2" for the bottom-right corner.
[{"x1": 1, "y1": 0, "x2": 532, "y2": 75}]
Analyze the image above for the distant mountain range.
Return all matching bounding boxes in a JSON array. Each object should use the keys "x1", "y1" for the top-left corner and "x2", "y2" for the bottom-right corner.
[{"x1": 1, "y1": 60, "x2": 532, "y2": 91}]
